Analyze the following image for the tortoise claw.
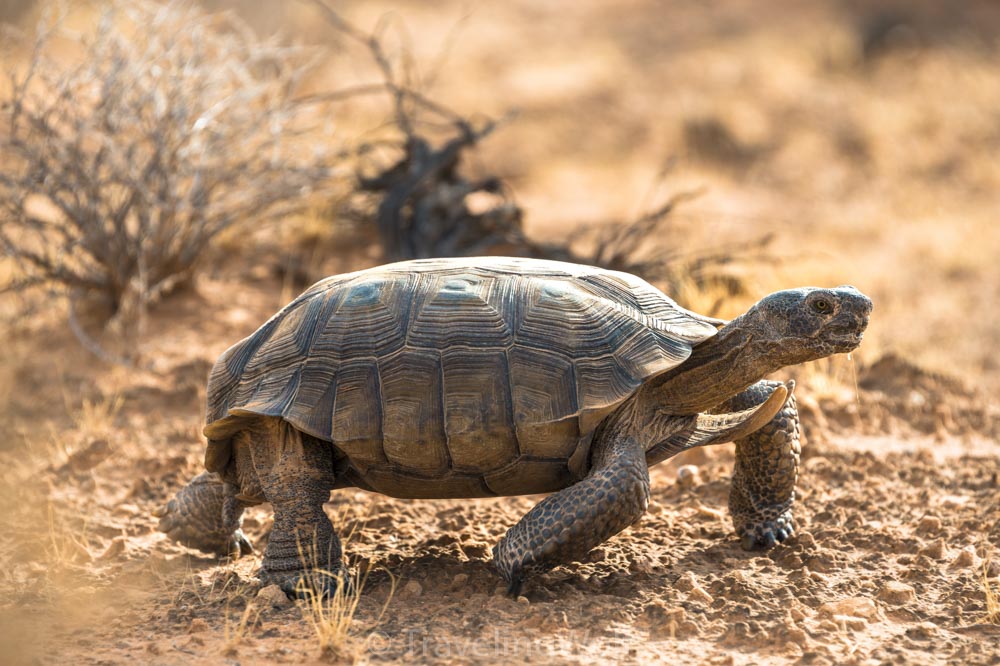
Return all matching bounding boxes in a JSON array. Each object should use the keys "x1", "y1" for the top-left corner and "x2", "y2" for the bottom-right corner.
[
  {"x1": 270, "y1": 568, "x2": 353, "y2": 600},
  {"x1": 738, "y1": 512, "x2": 795, "y2": 551}
]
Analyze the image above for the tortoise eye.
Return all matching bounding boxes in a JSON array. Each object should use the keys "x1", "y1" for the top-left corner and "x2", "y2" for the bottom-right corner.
[{"x1": 812, "y1": 299, "x2": 831, "y2": 314}]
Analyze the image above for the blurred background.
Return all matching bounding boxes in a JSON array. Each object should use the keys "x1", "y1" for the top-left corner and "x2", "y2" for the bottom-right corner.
[{"x1": 3, "y1": 0, "x2": 999, "y2": 387}]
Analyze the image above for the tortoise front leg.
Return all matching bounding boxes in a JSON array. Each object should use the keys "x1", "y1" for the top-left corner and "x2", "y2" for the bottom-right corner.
[
  {"x1": 245, "y1": 421, "x2": 342, "y2": 596},
  {"x1": 719, "y1": 379, "x2": 800, "y2": 550},
  {"x1": 493, "y1": 434, "x2": 649, "y2": 596}
]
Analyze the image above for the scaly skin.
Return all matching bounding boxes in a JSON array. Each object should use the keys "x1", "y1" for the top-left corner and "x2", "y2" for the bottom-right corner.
[
  {"x1": 719, "y1": 380, "x2": 801, "y2": 550},
  {"x1": 158, "y1": 279, "x2": 870, "y2": 597},
  {"x1": 156, "y1": 472, "x2": 253, "y2": 558},
  {"x1": 493, "y1": 434, "x2": 650, "y2": 597},
  {"x1": 243, "y1": 421, "x2": 343, "y2": 597}
]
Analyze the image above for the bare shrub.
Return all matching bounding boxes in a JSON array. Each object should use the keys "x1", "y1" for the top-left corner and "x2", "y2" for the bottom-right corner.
[
  {"x1": 308, "y1": 1, "x2": 771, "y2": 306},
  {"x1": 0, "y1": 2, "x2": 334, "y2": 352}
]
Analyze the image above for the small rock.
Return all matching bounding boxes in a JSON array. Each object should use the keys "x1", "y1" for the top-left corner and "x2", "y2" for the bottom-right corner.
[
  {"x1": 952, "y1": 545, "x2": 978, "y2": 569},
  {"x1": 818, "y1": 597, "x2": 878, "y2": 621},
  {"x1": 99, "y1": 536, "x2": 126, "y2": 561},
  {"x1": 796, "y1": 532, "x2": 817, "y2": 549},
  {"x1": 877, "y1": 581, "x2": 916, "y2": 606},
  {"x1": 832, "y1": 614, "x2": 867, "y2": 631},
  {"x1": 187, "y1": 618, "x2": 210, "y2": 633},
  {"x1": 919, "y1": 539, "x2": 947, "y2": 561},
  {"x1": 451, "y1": 573, "x2": 469, "y2": 589},
  {"x1": 401, "y1": 580, "x2": 423, "y2": 599},
  {"x1": 674, "y1": 571, "x2": 699, "y2": 592},
  {"x1": 461, "y1": 541, "x2": 491, "y2": 559},
  {"x1": 695, "y1": 505, "x2": 725, "y2": 522},
  {"x1": 516, "y1": 595, "x2": 529, "y2": 605},
  {"x1": 906, "y1": 622, "x2": 940, "y2": 640},
  {"x1": 646, "y1": 501, "x2": 664, "y2": 515},
  {"x1": 939, "y1": 495, "x2": 969, "y2": 508},
  {"x1": 687, "y1": 584, "x2": 714, "y2": 605},
  {"x1": 256, "y1": 584, "x2": 292, "y2": 609},
  {"x1": 677, "y1": 465, "x2": 701, "y2": 489},
  {"x1": 916, "y1": 516, "x2": 942, "y2": 535}
]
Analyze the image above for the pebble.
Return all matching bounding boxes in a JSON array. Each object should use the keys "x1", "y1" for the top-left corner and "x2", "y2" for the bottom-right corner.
[
  {"x1": 906, "y1": 622, "x2": 940, "y2": 640},
  {"x1": 818, "y1": 597, "x2": 877, "y2": 621},
  {"x1": 401, "y1": 580, "x2": 423, "y2": 599},
  {"x1": 187, "y1": 618, "x2": 210, "y2": 633},
  {"x1": 919, "y1": 539, "x2": 947, "y2": 561},
  {"x1": 516, "y1": 595, "x2": 529, "y2": 605},
  {"x1": 695, "y1": 505, "x2": 726, "y2": 522},
  {"x1": 99, "y1": 536, "x2": 126, "y2": 561},
  {"x1": 939, "y1": 495, "x2": 969, "y2": 508},
  {"x1": 676, "y1": 465, "x2": 701, "y2": 489},
  {"x1": 916, "y1": 516, "x2": 941, "y2": 534},
  {"x1": 877, "y1": 581, "x2": 916, "y2": 605},
  {"x1": 256, "y1": 584, "x2": 292, "y2": 609},
  {"x1": 687, "y1": 584, "x2": 714, "y2": 605},
  {"x1": 951, "y1": 545, "x2": 978, "y2": 568},
  {"x1": 451, "y1": 573, "x2": 469, "y2": 589}
]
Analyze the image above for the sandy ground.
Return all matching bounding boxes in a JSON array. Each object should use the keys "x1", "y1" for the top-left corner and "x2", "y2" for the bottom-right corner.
[
  {"x1": 0, "y1": 272, "x2": 997, "y2": 665},
  {"x1": 1, "y1": 0, "x2": 1000, "y2": 664}
]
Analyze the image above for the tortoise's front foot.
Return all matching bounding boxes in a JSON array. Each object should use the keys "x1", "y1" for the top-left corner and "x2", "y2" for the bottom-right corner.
[
  {"x1": 156, "y1": 472, "x2": 254, "y2": 558},
  {"x1": 736, "y1": 507, "x2": 795, "y2": 551},
  {"x1": 492, "y1": 542, "x2": 532, "y2": 597}
]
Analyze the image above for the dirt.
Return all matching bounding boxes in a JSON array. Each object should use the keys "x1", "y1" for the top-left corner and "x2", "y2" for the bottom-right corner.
[
  {"x1": 0, "y1": 267, "x2": 997, "y2": 665},
  {"x1": 2, "y1": 0, "x2": 1000, "y2": 664}
]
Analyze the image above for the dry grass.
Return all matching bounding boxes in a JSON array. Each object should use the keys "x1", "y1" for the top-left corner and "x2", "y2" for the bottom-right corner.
[
  {"x1": 222, "y1": 599, "x2": 262, "y2": 656},
  {"x1": 294, "y1": 504, "x2": 396, "y2": 660},
  {"x1": 985, "y1": 558, "x2": 1000, "y2": 625}
]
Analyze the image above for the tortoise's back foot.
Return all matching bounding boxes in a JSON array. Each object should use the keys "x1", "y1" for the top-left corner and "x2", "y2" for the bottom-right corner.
[
  {"x1": 263, "y1": 566, "x2": 353, "y2": 600},
  {"x1": 156, "y1": 471, "x2": 253, "y2": 558}
]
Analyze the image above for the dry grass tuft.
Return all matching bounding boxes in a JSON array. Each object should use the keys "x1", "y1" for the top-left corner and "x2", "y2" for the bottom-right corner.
[
  {"x1": 985, "y1": 558, "x2": 1000, "y2": 625},
  {"x1": 295, "y1": 530, "x2": 396, "y2": 660},
  {"x1": 222, "y1": 599, "x2": 262, "y2": 657}
]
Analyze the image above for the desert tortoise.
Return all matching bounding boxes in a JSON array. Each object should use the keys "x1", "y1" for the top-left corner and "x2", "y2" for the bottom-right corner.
[{"x1": 158, "y1": 257, "x2": 871, "y2": 596}]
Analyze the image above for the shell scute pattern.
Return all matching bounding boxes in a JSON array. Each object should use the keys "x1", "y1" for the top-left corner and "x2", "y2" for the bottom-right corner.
[{"x1": 203, "y1": 258, "x2": 720, "y2": 497}]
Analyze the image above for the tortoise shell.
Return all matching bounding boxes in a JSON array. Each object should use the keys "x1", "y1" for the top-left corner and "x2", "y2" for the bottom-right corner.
[{"x1": 203, "y1": 257, "x2": 722, "y2": 498}]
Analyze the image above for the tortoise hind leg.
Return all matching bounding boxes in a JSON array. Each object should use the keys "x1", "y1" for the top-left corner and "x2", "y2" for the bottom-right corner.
[
  {"x1": 156, "y1": 472, "x2": 254, "y2": 558},
  {"x1": 246, "y1": 419, "x2": 342, "y2": 596},
  {"x1": 719, "y1": 379, "x2": 800, "y2": 550},
  {"x1": 492, "y1": 434, "x2": 649, "y2": 596}
]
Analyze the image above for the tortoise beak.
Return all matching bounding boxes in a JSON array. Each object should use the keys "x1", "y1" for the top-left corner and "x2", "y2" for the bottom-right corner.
[{"x1": 829, "y1": 286, "x2": 872, "y2": 351}]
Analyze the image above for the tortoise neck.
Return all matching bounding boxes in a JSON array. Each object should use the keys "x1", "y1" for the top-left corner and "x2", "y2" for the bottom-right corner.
[{"x1": 643, "y1": 315, "x2": 774, "y2": 415}]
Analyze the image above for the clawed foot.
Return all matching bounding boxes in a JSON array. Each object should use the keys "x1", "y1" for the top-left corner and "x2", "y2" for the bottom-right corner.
[
  {"x1": 263, "y1": 568, "x2": 354, "y2": 600},
  {"x1": 227, "y1": 529, "x2": 255, "y2": 559},
  {"x1": 737, "y1": 511, "x2": 795, "y2": 551},
  {"x1": 155, "y1": 473, "x2": 255, "y2": 559}
]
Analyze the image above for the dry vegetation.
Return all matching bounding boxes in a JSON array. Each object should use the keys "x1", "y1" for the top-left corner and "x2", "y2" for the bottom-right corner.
[{"x1": 0, "y1": 0, "x2": 998, "y2": 664}]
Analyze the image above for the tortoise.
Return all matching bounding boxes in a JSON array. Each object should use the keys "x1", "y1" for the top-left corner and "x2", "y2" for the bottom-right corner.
[{"x1": 157, "y1": 257, "x2": 871, "y2": 596}]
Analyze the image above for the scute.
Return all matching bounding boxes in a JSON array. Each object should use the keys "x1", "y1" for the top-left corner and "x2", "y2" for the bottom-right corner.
[{"x1": 203, "y1": 257, "x2": 721, "y2": 490}]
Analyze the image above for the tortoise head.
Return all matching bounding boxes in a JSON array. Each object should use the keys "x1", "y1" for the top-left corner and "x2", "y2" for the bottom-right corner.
[{"x1": 747, "y1": 285, "x2": 872, "y2": 363}]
